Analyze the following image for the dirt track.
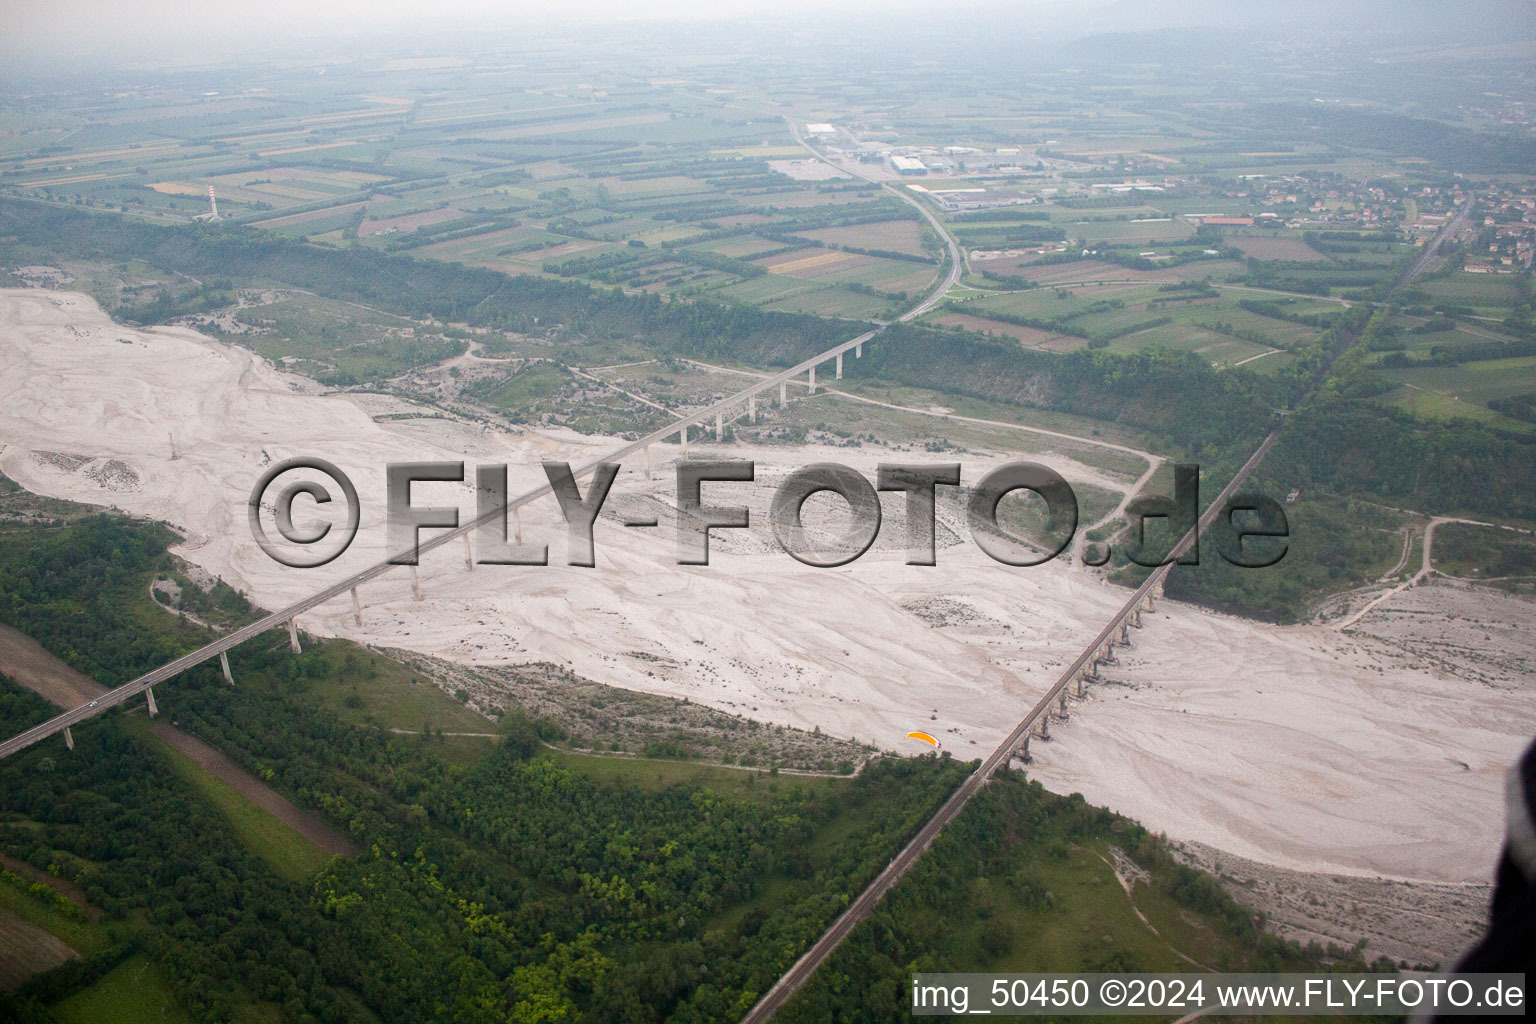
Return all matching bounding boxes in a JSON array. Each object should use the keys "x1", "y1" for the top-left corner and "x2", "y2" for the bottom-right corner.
[
  {"x1": 0, "y1": 624, "x2": 106, "y2": 706},
  {"x1": 0, "y1": 621, "x2": 355, "y2": 858},
  {"x1": 149, "y1": 724, "x2": 356, "y2": 857},
  {"x1": 0, "y1": 905, "x2": 74, "y2": 990}
]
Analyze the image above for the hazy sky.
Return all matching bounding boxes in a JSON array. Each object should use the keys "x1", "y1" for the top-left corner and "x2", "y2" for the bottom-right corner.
[
  {"x1": 3, "y1": 0, "x2": 1530, "y2": 71},
  {"x1": 2, "y1": 0, "x2": 1115, "y2": 71},
  {"x1": 4, "y1": 0, "x2": 1051, "y2": 43}
]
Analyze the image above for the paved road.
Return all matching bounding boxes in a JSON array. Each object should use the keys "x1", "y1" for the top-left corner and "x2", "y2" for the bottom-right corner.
[
  {"x1": 787, "y1": 118, "x2": 964, "y2": 321},
  {"x1": 737, "y1": 428, "x2": 1281, "y2": 1024}
]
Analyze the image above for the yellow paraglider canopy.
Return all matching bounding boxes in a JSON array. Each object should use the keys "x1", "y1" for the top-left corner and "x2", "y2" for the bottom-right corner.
[{"x1": 905, "y1": 730, "x2": 941, "y2": 749}]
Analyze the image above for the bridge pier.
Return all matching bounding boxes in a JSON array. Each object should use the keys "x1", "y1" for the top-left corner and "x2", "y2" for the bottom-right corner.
[
  {"x1": 463, "y1": 533, "x2": 474, "y2": 571},
  {"x1": 855, "y1": 341, "x2": 862, "y2": 358},
  {"x1": 680, "y1": 424, "x2": 689, "y2": 455},
  {"x1": 1075, "y1": 673, "x2": 1086, "y2": 697},
  {"x1": 1017, "y1": 735, "x2": 1031, "y2": 763},
  {"x1": 63, "y1": 726, "x2": 73, "y2": 752},
  {"x1": 514, "y1": 507, "x2": 523, "y2": 544},
  {"x1": 411, "y1": 565, "x2": 422, "y2": 602},
  {"x1": 1037, "y1": 715, "x2": 1050, "y2": 740},
  {"x1": 808, "y1": 365, "x2": 816, "y2": 394},
  {"x1": 749, "y1": 396, "x2": 757, "y2": 423},
  {"x1": 835, "y1": 352, "x2": 843, "y2": 379},
  {"x1": 779, "y1": 381, "x2": 787, "y2": 408},
  {"x1": 287, "y1": 619, "x2": 301, "y2": 654},
  {"x1": 350, "y1": 587, "x2": 363, "y2": 627},
  {"x1": 220, "y1": 650, "x2": 234, "y2": 685},
  {"x1": 715, "y1": 412, "x2": 723, "y2": 442},
  {"x1": 644, "y1": 444, "x2": 652, "y2": 480},
  {"x1": 145, "y1": 685, "x2": 158, "y2": 718}
]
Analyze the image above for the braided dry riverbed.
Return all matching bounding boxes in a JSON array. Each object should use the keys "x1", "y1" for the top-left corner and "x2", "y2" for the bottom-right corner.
[{"x1": 1, "y1": 288, "x2": 1531, "y2": 963}]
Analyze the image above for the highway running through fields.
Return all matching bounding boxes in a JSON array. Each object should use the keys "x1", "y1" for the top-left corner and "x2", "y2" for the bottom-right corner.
[{"x1": 787, "y1": 117, "x2": 964, "y2": 321}]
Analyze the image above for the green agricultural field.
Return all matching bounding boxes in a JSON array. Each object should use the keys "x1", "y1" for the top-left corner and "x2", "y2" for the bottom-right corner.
[
  {"x1": 1220, "y1": 290, "x2": 1348, "y2": 318},
  {"x1": 799, "y1": 219, "x2": 930, "y2": 256},
  {"x1": 965, "y1": 285, "x2": 1140, "y2": 320},
  {"x1": 254, "y1": 208, "x2": 366, "y2": 238},
  {"x1": 1113, "y1": 322, "x2": 1273, "y2": 366},
  {"x1": 1068, "y1": 304, "x2": 1178, "y2": 337},
  {"x1": 824, "y1": 257, "x2": 938, "y2": 295},
  {"x1": 1414, "y1": 328, "x2": 1520, "y2": 354},
  {"x1": 1415, "y1": 272, "x2": 1524, "y2": 315},
  {"x1": 51, "y1": 954, "x2": 194, "y2": 1024},
  {"x1": 968, "y1": 287, "x2": 1247, "y2": 345},
  {"x1": 690, "y1": 236, "x2": 790, "y2": 258},
  {"x1": 594, "y1": 174, "x2": 713, "y2": 199},
  {"x1": 1041, "y1": 204, "x2": 1169, "y2": 222},
  {"x1": 1377, "y1": 355, "x2": 1536, "y2": 407},
  {"x1": 407, "y1": 224, "x2": 564, "y2": 260},
  {"x1": 711, "y1": 273, "x2": 828, "y2": 305},
  {"x1": 1382, "y1": 386, "x2": 1529, "y2": 431},
  {"x1": 140, "y1": 722, "x2": 333, "y2": 883},
  {"x1": 1186, "y1": 306, "x2": 1319, "y2": 347},
  {"x1": 763, "y1": 285, "x2": 894, "y2": 319}
]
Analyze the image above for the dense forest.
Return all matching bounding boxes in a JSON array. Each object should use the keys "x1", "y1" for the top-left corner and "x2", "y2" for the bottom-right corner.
[
  {"x1": 844, "y1": 322, "x2": 1286, "y2": 463},
  {"x1": 778, "y1": 776, "x2": 1384, "y2": 1022},
  {"x1": 0, "y1": 509, "x2": 976, "y2": 1022},
  {"x1": 1240, "y1": 104, "x2": 1536, "y2": 175},
  {"x1": 0, "y1": 491, "x2": 1384, "y2": 1022}
]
